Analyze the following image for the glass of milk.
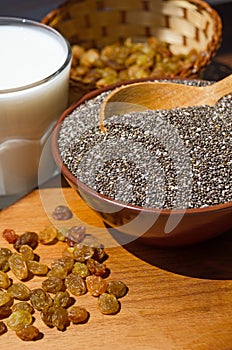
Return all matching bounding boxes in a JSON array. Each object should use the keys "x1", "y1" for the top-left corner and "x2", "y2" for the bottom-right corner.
[{"x1": 0, "y1": 17, "x2": 72, "y2": 208}]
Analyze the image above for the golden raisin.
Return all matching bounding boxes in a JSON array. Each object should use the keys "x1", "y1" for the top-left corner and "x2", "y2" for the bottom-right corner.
[
  {"x1": 73, "y1": 244, "x2": 95, "y2": 262},
  {"x1": 98, "y1": 293, "x2": 120, "y2": 315},
  {"x1": 86, "y1": 275, "x2": 108, "y2": 297},
  {"x1": 19, "y1": 245, "x2": 34, "y2": 261},
  {"x1": 72, "y1": 262, "x2": 90, "y2": 278},
  {"x1": 0, "y1": 271, "x2": 11, "y2": 289},
  {"x1": 0, "y1": 290, "x2": 13, "y2": 307},
  {"x1": 42, "y1": 277, "x2": 64, "y2": 294},
  {"x1": 27, "y1": 260, "x2": 49, "y2": 275},
  {"x1": 67, "y1": 306, "x2": 89, "y2": 324},
  {"x1": 8, "y1": 253, "x2": 28, "y2": 280},
  {"x1": 53, "y1": 291, "x2": 72, "y2": 308},
  {"x1": 30, "y1": 288, "x2": 53, "y2": 311},
  {"x1": 107, "y1": 280, "x2": 128, "y2": 298},
  {"x1": 0, "y1": 248, "x2": 12, "y2": 272},
  {"x1": 38, "y1": 225, "x2": 58, "y2": 244},
  {"x1": 12, "y1": 302, "x2": 34, "y2": 314},
  {"x1": 7, "y1": 310, "x2": 32, "y2": 331},
  {"x1": 51, "y1": 257, "x2": 74, "y2": 272},
  {"x1": 16, "y1": 324, "x2": 40, "y2": 341},
  {"x1": 7, "y1": 283, "x2": 31, "y2": 301},
  {"x1": 47, "y1": 265, "x2": 68, "y2": 279},
  {"x1": 65, "y1": 273, "x2": 86, "y2": 296}
]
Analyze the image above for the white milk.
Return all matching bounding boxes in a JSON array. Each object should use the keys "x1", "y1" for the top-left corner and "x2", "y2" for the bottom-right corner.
[{"x1": 0, "y1": 18, "x2": 71, "y2": 201}]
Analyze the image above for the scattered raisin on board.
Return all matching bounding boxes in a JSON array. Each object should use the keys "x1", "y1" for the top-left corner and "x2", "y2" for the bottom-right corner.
[
  {"x1": 0, "y1": 211, "x2": 128, "y2": 340},
  {"x1": 2, "y1": 229, "x2": 19, "y2": 244},
  {"x1": 52, "y1": 205, "x2": 73, "y2": 220},
  {"x1": 67, "y1": 306, "x2": 89, "y2": 324},
  {"x1": 7, "y1": 283, "x2": 31, "y2": 301},
  {"x1": 7, "y1": 310, "x2": 33, "y2": 331},
  {"x1": 16, "y1": 324, "x2": 40, "y2": 341},
  {"x1": 12, "y1": 302, "x2": 34, "y2": 314},
  {"x1": 13, "y1": 231, "x2": 39, "y2": 251},
  {"x1": 98, "y1": 293, "x2": 120, "y2": 315}
]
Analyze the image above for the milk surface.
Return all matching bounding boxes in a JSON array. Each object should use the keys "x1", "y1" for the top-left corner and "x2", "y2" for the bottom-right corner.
[{"x1": 0, "y1": 24, "x2": 67, "y2": 90}]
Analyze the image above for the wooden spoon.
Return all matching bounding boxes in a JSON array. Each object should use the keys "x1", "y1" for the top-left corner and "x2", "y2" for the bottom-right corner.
[{"x1": 99, "y1": 74, "x2": 232, "y2": 133}]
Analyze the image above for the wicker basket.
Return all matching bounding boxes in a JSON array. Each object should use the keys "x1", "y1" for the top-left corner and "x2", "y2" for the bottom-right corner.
[{"x1": 42, "y1": 0, "x2": 222, "y2": 100}]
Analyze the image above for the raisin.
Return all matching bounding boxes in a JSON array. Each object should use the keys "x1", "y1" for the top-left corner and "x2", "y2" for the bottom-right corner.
[
  {"x1": 51, "y1": 306, "x2": 69, "y2": 331},
  {"x1": 0, "y1": 248, "x2": 12, "y2": 258},
  {"x1": 0, "y1": 248, "x2": 12, "y2": 272},
  {"x1": 30, "y1": 288, "x2": 53, "y2": 311},
  {"x1": 73, "y1": 244, "x2": 95, "y2": 262},
  {"x1": 38, "y1": 226, "x2": 58, "y2": 244},
  {"x1": 86, "y1": 275, "x2": 108, "y2": 296},
  {"x1": 0, "y1": 271, "x2": 11, "y2": 289},
  {"x1": 56, "y1": 229, "x2": 67, "y2": 242},
  {"x1": 0, "y1": 305, "x2": 12, "y2": 319},
  {"x1": 47, "y1": 265, "x2": 68, "y2": 279},
  {"x1": 13, "y1": 231, "x2": 38, "y2": 251},
  {"x1": 98, "y1": 293, "x2": 120, "y2": 315},
  {"x1": 12, "y1": 302, "x2": 34, "y2": 314},
  {"x1": 0, "y1": 290, "x2": 13, "y2": 307},
  {"x1": 53, "y1": 291, "x2": 72, "y2": 308},
  {"x1": 7, "y1": 282, "x2": 31, "y2": 301},
  {"x1": 52, "y1": 205, "x2": 73, "y2": 220},
  {"x1": 41, "y1": 305, "x2": 69, "y2": 330},
  {"x1": 16, "y1": 324, "x2": 40, "y2": 341},
  {"x1": 72, "y1": 262, "x2": 90, "y2": 278},
  {"x1": 65, "y1": 273, "x2": 86, "y2": 296},
  {"x1": 27, "y1": 261, "x2": 49, "y2": 275},
  {"x1": 107, "y1": 280, "x2": 128, "y2": 298},
  {"x1": 42, "y1": 277, "x2": 64, "y2": 294},
  {"x1": 62, "y1": 247, "x2": 75, "y2": 259},
  {"x1": 19, "y1": 245, "x2": 34, "y2": 261},
  {"x1": 2, "y1": 228, "x2": 19, "y2": 244},
  {"x1": 7, "y1": 310, "x2": 32, "y2": 331},
  {"x1": 51, "y1": 257, "x2": 74, "y2": 272},
  {"x1": 41, "y1": 306, "x2": 54, "y2": 327},
  {"x1": 0, "y1": 259, "x2": 10, "y2": 273},
  {"x1": 8, "y1": 253, "x2": 28, "y2": 280},
  {"x1": 0, "y1": 321, "x2": 7, "y2": 335},
  {"x1": 65, "y1": 226, "x2": 86, "y2": 246},
  {"x1": 67, "y1": 306, "x2": 89, "y2": 324},
  {"x1": 93, "y1": 247, "x2": 107, "y2": 262},
  {"x1": 86, "y1": 258, "x2": 107, "y2": 276}
]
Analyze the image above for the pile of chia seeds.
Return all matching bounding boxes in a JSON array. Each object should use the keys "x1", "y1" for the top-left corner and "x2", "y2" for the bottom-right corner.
[{"x1": 58, "y1": 80, "x2": 232, "y2": 209}]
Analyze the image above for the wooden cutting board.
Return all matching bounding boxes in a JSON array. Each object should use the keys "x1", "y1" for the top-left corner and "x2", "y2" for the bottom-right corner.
[{"x1": 0, "y1": 188, "x2": 231, "y2": 350}]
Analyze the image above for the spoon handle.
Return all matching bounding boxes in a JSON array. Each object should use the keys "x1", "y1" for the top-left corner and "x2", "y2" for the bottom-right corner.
[{"x1": 204, "y1": 74, "x2": 232, "y2": 105}]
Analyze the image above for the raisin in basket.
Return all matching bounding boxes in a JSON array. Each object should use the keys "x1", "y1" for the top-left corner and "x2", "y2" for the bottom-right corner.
[{"x1": 42, "y1": 0, "x2": 222, "y2": 101}]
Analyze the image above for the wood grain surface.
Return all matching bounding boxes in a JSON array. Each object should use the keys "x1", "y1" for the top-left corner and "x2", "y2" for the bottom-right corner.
[{"x1": 0, "y1": 188, "x2": 231, "y2": 350}]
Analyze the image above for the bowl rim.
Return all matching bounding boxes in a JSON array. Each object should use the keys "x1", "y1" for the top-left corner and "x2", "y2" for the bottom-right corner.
[{"x1": 51, "y1": 78, "x2": 232, "y2": 216}]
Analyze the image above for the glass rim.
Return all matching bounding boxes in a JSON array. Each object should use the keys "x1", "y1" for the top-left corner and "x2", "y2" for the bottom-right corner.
[{"x1": 0, "y1": 16, "x2": 72, "y2": 94}]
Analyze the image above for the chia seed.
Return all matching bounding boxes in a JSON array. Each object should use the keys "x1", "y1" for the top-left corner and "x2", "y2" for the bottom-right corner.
[{"x1": 58, "y1": 80, "x2": 232, "y2": 209}]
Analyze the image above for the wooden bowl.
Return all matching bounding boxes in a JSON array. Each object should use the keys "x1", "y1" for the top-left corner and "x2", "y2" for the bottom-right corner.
[
  {"x1": 51, "y1": 79, "x2": 232, "y2": 247},
  {"x1": 42, "y1": 0, "x2": 222, "y2": 100}
]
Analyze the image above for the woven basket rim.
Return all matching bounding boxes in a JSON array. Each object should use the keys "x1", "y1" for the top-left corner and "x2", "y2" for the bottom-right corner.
[
  {"x1": 42, "y1": 0, "x2": 223, "y2": 86},
  {"x1": 42, "y1": 0, "x2": 222, "y2": 33}
]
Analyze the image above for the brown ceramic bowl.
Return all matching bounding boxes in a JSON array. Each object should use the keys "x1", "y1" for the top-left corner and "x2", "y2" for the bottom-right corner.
[{"x1": 52, "y1": 80, "x2": 232, "y2": 247}]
